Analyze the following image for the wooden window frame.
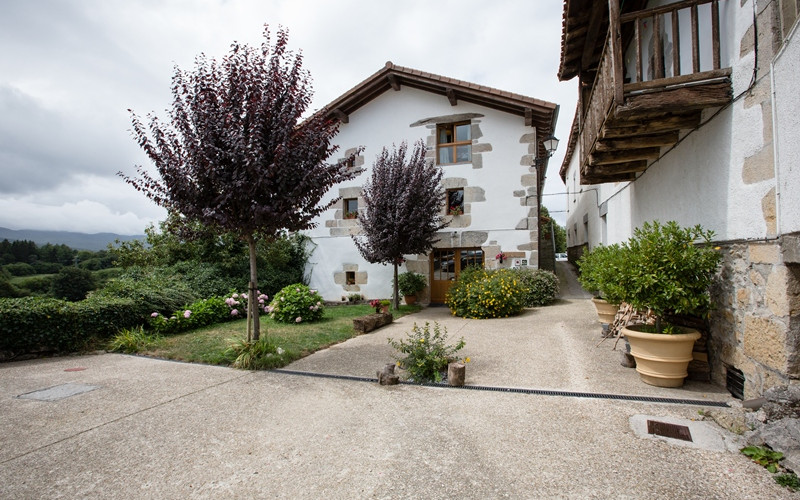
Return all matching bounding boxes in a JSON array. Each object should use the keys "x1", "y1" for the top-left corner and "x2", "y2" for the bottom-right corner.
[
  {"x1": 345, "y1": 271, "x2": 356, "y2": 285},
  {"x1": 436, "y1": 121, "x2": 471, "y2": 165},
  {"x1": 343, "y1": 198, "x2": 358, "y2": 219}
]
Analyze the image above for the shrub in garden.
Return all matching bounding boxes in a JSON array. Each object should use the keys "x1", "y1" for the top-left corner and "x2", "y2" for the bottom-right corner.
[
  {"x1": 388, "y1": 321, "x2": 466, "y2": 383},
  {"x1": 269, "y1": 283, "x2": 324, "y2": 323},
  {"x1": 93, "y1": 267, "x2": 196, "y2": 315},
  {"x1": 226, "y1": 338, "x2": 292, "y2": 370},
  {"x1": 107, "y1": 326, "x2": 160, "y2": 354},
  {"x1": 576, "y1": 243, "x2": 627, "y2": 304},
  {"x1": 511, "y1": 268, "x2": 560, "y2": 307},
  {"x1": 149, "y1": 296, "x2": 233, "y2": 335},
  {"x1": 445, "y1": 267, "x2": 526, "y2": 319},
  {"x1": 50, "y1": 266, "x2": 96, "y2": 301}
]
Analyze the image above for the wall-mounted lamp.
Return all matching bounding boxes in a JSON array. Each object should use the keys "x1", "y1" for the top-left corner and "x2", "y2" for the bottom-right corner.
[{"x1": 532, "y1": 134, "x2": 560, "y2": 167}]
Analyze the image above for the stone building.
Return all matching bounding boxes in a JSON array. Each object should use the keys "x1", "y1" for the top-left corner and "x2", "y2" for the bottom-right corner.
[
  {"x1": 557, "y1": 0, "x2": 800, "y2": 397},
  {"x1": 304, "y1": 62, "x2": 559, "y2": 304}
]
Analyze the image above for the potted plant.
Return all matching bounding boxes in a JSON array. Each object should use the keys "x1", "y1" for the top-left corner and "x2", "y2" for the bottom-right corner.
[
  {"x1": 617, "y1": 221, "x2": 721, "y2": 387},
  {"x1": 397, "y1": 271, "x2": 427, "y2": 305},
  {"x1": 370, "y1": 299, "x2": 391, "y2": 314},
  {"x1": 448, "y1": 205, "x2": 463, "y2": 216},
  {"x1": 577, "y1": 243, "x2": 626, "y2": 324}
]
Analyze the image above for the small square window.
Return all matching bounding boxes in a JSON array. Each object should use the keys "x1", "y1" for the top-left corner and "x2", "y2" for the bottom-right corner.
[
  {"x1": 343, "y1": 198, "x2": 358, "y2": 219},
  {"x1": 346, "y1": 271, "x2": 356, "y2": 285},
  {"x1": 447, "y1": 189, "x2": 464, "y2": 216},
  {"x1": 437, "y1": 122, "x2": 471, "y2": 165},
  {"x1": 345, "y1": 157, "x2": 355, "y2": 169}
]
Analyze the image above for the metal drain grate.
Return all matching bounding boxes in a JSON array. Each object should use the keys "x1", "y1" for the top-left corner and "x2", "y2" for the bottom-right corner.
[
  {"x1": 271, "y1": 369, "x2": 730, "y2": 408},
  {"x1": 647, "y1": 420, "x2": 693, "y2": 441}
]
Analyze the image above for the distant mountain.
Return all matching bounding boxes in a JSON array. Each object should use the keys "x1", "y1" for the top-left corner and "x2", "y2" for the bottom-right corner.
[{"x1": 0, "y1": 227, "x2": 145, "y2": 251}]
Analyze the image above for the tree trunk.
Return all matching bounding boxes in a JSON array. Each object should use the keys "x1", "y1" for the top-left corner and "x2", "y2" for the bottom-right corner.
[
  {"x1": 247, "y1": 234, "x2": 261, "y2": 341},
  {"x1": 393, "y1": 261, "x2": 400, "y2": 310}
]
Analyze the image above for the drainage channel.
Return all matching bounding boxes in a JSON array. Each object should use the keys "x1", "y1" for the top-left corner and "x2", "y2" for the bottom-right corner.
[{"x1": 271, "y1": 369, "x2": 729, "y2": 408}]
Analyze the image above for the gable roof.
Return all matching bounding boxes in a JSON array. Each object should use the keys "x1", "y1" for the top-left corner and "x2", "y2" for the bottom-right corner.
[{"x1": 323, "y1": 61, "x2": 559, "y2": 139}]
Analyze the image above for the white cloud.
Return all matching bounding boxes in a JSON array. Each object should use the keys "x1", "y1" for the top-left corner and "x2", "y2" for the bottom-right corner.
[{"x1": 0, "y1": 0, "x2": 575, "y2": 232}]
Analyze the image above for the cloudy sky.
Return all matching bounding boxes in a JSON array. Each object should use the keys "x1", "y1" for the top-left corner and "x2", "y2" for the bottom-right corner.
[{"x1": 0, "y1": 0, "x2": 577, "y2": 235}]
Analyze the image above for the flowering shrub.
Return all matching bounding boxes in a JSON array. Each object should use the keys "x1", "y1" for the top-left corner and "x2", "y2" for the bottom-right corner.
[
  {"x1": 510, "y1": 268, "x2": 560, "y2": 307},
  {"x1": 269, "y1": 283, "x2": 324, "y2": 323},
  {"x1": 388, "y1": 322, "x2": 466, "y2": 383},
  {"x1": 149, "y1": 296, "x2": 230, "y2": 335},
  {"x1": 445, "y1": 267, "x2": 526, "y2": 319}
]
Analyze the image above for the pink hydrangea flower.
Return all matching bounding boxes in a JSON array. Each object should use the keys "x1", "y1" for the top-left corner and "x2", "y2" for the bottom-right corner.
[
  {"x1": 183, "y1": 310, "x2": 191, "y2": 318},
  {"x1": 151, "y1": 312, "x2": 159, "y2": 318},
  {"x1": 231, "y1": 309, "x2": 239, "y2": 316},
  {"x1": 232, "y1": 293, "x2": 238, "y2": 299},
  {"x1": 295, "y1": 317, "x2": 302, "y2": 323}
]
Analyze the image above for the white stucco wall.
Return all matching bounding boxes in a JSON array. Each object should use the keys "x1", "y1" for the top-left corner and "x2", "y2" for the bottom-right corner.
[
  {"x1": 773, "y1": 21, "x2": 800, "y2": 234},
  {"x1": 305, "y1": 86, "x2": 538, "y2": 301},
  {"x1": 565, "y1": 0, "x2": 780, "y2": 248}
]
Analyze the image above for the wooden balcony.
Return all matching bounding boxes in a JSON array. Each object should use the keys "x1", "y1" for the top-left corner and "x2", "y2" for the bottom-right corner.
[{"x1": 570, "y1": 0, "x2": 732, "y2": 184}]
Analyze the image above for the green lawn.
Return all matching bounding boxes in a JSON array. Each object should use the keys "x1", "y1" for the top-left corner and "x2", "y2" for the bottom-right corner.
[{"x1": 137, "y1": 304, "x2": 421, "y2": 367}]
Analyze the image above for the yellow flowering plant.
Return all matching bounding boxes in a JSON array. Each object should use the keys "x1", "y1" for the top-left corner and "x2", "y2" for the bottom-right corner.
[
  {"x1": 388, "y1": 321, "x2": 466, "y2": 383},
  {"x1": 445, "y1": 267, "x2": 526, "y2": 318}
]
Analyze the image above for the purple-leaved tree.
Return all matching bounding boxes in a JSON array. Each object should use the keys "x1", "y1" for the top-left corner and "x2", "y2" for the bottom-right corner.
[
  {"x1": 352, "y1": 141, "x2": 448, "y2": 309},
  {"x1": 120, "y1": 27, "x2": 360, "y2": 341}
]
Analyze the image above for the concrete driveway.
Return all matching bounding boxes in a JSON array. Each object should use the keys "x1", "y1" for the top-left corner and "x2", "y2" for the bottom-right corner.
[{"x1": 1, "y1": 274, "x2": 794, "y2": 498}]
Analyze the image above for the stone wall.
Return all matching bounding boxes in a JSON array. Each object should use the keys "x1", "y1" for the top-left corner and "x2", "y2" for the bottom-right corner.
[{"x1": 709, "y1": 233, "x2": 800, "y2": 398}]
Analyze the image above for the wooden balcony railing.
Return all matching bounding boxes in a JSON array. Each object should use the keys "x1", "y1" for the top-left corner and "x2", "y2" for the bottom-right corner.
[{"x1": 578, "y1": 0, "x2": 730, "y2": 179}]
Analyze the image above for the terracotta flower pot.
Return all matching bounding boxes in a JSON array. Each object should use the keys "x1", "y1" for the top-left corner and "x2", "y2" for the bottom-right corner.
[
  {"x1": 591, "y1": 297, "x2": 619, "y2": 324},
  {"x1": 623, "y1": 324, "x2": 701, "y2": 388},
  {"x1": 404, "y1": 295, "x2": 417, "y2": 305}
]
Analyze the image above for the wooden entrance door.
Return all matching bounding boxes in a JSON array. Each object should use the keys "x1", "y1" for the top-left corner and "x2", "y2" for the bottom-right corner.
[{"x1": 430, "y1": 248, "x2": 484, "y2": 304}]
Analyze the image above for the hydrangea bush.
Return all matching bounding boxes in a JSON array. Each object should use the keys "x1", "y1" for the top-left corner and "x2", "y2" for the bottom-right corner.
[{"x1": 269, "y1": 283, "x2": 324, "y2": 323}]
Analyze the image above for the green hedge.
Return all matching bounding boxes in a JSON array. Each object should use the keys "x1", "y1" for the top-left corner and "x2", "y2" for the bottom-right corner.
[{"x1": 0, "y1": 296, "x2": 146, "y2": 356}]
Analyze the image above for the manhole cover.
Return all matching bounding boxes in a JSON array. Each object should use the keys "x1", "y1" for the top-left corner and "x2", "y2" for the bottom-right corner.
[
  {"x1": 18, "y1": 383, "x2": 99, "y2": 402},
  {"x1": 647, "y1": 420, "x2": 693, "y2": 442}
]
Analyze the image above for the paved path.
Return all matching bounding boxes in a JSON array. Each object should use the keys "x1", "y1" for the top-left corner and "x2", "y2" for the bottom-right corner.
[{"x1": 1, "y1": 278, "x2": 793, "y2": 498}]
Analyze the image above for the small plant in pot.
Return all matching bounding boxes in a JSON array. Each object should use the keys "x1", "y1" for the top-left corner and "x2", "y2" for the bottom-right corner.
[
  {"x1": 397, "y1": 271, "x2": 427, "y2": 305},
  {"x1": 577, "y1": 243, "x2": 626, "y2": 324},
  {"x1": 617, "y1": 221, "x2": 722, "y2": 387}
]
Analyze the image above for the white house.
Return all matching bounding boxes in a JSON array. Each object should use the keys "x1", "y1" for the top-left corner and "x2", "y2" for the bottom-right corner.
[
  {"x1": 304, "y1": 62, "x2": 559, "y2": 305},
  {"x1": 557, "y1": 0, "x2": 799, "y2": 397}
]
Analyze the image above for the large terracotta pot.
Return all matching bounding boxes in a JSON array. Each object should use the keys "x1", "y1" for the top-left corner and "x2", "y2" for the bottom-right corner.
[
  {"x1": 591, "y1": 297, "x2": 619, "y2": 324},
  {"x1": 404, "y1": 295, "x2": 417, "y2": 305},
  {"x1": 623, "y1": 324, "x2": 701, "y2": 388}
]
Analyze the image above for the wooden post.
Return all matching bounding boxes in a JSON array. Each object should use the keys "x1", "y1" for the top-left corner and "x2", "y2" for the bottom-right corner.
[
  {"x1": 448, "y1": 362, "x2": 466, "y2": 387},
  {"x1": 608, "y1": 0, "x2": 624, "y2": 105}
]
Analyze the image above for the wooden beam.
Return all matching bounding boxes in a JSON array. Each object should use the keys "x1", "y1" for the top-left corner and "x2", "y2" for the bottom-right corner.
[
  {"x1": 581, "y1": 1, "x2": 606, "y2": 71},
  {"x1": 595, "y1": 132, "x2": 679, "y2": 151},
  {"x1": 589, "y1": 160, "x2": 649, "y2": 174},
  {"x1": 446, "y1": 88, "x2": 457, "y2": 106},
  {"x1": 590, "y1": 147, "x2": 661, "y2": 164},
  {"x1": 581, "y1": 170, "x2": 637, "y2": 185},
  {"x1": 672, "y1": 10, "x2": 681, "y2": 76},
  {"x1": 525, "y1": 108, "x2": 533, "y2": 127},
  {"x1": 600, "y1": 113, "x2": 701, "y2": 138},
  {"x1": 387, "y1": 74, "x2": 401, "y2": 91},
  {"x1": 332, "y1": 108, "x2": 349, "y2": 124},
  {"x1": 617, "y1": 81, "x2": 731, "y2": 118}
]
